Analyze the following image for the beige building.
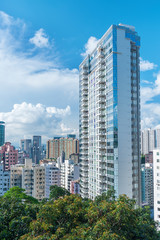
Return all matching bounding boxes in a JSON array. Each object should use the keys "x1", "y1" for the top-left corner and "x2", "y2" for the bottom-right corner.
[
  {"x1": 10, "y1": 164, "x2": 23, "y2": 188},
  {"x1": 46, "y1": 137, "x2": 79, "y2": 160},
  {"x1": 10, "y1": 159, "x2": 45, "y2": 201}
]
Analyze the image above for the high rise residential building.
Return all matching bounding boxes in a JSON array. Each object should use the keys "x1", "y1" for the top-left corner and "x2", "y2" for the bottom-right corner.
[
  {"x1": 44, "y1": 162, "x2": 61, "y2": 198},
  {"x1": 141, "y1": 128, "x2": 160, "y2": 154},
  {"x1": 20, "y1": 139, "x2": 32, "y2": 158},
  {"x1": 10, "y1": 164, "x2": 23, "y2": 188},
  {"x1": 59, "y1": 159, "x2": 80, "y2": 192},
  {"x1": 10, "y1": 159, "x2": 45, "y2": 201},
  {"x1": 33, "y1": 136, "x2": 42, "y2": 164},
  {"x1": 156, "y1": 129, "x2": 160, "y2": 149},
  {"x1": 46, "y1": 136, "x2": 79, "y2": 160},
  {"x1": 0, "y1": 121, "x2": 5, "y2": 147},
  {"x1": 0, "y1": 164, "x2": 10, "y2": 196},
  {"x1": 153, "y1": 149, "x2": 160, "y2": 228},
  {"x1": 0, "y1": 142, "x2": 18, "y2": 171},
  {"x1": 79, "y1": 24, "x2": 141, "y2": 204},
  {"x1": 141, "y1": 129, "x2": 149, "y2": 155},
  {"x1": 141, "y1": 163, "x2": 153, "y2": 207}
]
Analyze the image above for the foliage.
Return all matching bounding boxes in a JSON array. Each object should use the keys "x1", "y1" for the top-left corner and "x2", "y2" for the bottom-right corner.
[
  {"x1": 49, "y1": 185, "x2": 70, "y2": 201},
  {"x1": 0, "y1": 187, "x2": 39, "y2": 240},
  {"x1": 0, "y1": 187, "x2": 160, "y2": 240},
  {"x1": 21, "y1": 191, "x2": 160, "y2": 240}
]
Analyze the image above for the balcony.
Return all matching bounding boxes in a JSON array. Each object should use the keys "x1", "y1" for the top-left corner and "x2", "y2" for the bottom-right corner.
[
  {"x1": 96, "y1": 98, "x2": 106, "y2": 104},
  {"x1": 97, "y1": 104, "x2": 106, "y2": 110},
  {"x1": 97, "y1": 70, "x2": 105, "y2": 78},
  {"x1": 81, "y1": 145, "x2": 88, "y2": 150},
  {"x1": 81, "y1": 129, "x2": 88, "y2": 134},
  {"x1": 97, "y1": 137, "x2": 106, "y2": 142},
  {"x1": 81, "y1": 112, "x2": 88, "y2": 118},
  {"x1": 81, "y1": 139, "x2": 88, "y2": 145},
  {"x1": 96, "y1": 110, "x2": 106, "y2": 117},
  {"x1": 81, "y1": 119, "x2": 88, "y2": 124},
  {"x1": 81, "y1": 102, "x2": 88, "y2": 108},
  {"x1": 97, "y1": 117, "x2": 106, "y2": 123},
  {"x1": 81, "y1": 123, "x2": 88, "y2": 128},
  {"x1": 81, "y1": 79, "x2": 88, "y2": 86},
  {"x1": 81, "y1": 96, "x2": 88, "y2": 102}
]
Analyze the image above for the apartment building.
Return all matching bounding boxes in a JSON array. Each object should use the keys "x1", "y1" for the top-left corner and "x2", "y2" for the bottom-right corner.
[{"x1": 79, "y1": 24, "x2": 141, "y2": 204}]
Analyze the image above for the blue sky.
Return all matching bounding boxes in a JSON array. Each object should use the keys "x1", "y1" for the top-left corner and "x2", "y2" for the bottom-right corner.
[{"x1": 0, "y1": 0, "x2": 159, "y2": 144}]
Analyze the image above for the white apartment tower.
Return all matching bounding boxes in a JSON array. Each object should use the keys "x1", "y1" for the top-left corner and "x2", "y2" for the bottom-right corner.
[
  {"x1": 153, "y1": 149, "x2": 160, "y2": 228},
  {"x1": 79, "y1": 24, "x2": 141, "y2": 204}
]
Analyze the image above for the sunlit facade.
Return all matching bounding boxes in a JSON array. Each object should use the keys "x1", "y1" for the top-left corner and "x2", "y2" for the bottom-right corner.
[{"x1": 79, "y1": 24, "x2": 141, "y2": 204}]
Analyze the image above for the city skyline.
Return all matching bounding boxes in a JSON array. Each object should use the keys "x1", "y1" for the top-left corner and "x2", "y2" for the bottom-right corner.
[{"x1": 0, "y1": 0, "x2": 160, "y2": 145}]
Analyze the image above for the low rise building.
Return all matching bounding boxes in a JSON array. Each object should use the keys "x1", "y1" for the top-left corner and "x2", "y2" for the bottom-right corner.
[{"x1": 70, "y1": 180, "x2": 80, "y2": 194}]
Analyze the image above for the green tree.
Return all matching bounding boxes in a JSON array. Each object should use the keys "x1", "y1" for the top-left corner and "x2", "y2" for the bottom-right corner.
[
  {"x1": 0, "y1": 187, "x2": 39, "y2": 240},
  {"x1": 49, "y1": 185, "x2": 70, "y2": 201},
  {"x1": 21, "y1": 192, "x2": 160, "y2": 240}
]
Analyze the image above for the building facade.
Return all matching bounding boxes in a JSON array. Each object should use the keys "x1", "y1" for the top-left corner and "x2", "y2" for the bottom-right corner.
[
  {"x1": 20, "y1": 139, "x2": 32, "y2": 158},
  {"x1": 79, "y1": 24, "x2": 141, "y2": 204},
  {"x1": 141, "y1": 128, "x2": 160, "y2": 155},
  {"x1": 141, "y1": 163, "x2": 153, "y2": 207},
  {"x1": 60, "y1": 159, "x2": 79, "y2": 192},
  {"x1": 153, "y1": 149, "x2": 160, "y2": 228},
  {"x1": 0, "y1": 142, "x2": 18, "y2": 171},
  {"x1": 44, "y1": 162, "x2": 61, "y2": 198},
  {"x1": 33, "y1": 136, "x2": 42, "y2": 164},
  {"x1": 0, "y1": 164, "x2": 10, "y2": 196},
  {"x1": 0, "y1": 121, "x2": 5, "y2": 147},
  {"x1": 11, "y1": 159, "x2": 45, "y2": 201},
  {"x1": 70, "y1": 180, "x2": 80, "y2": 194},
  {"x1": 46, "y1": 136, "x2": 79, "y2": 160}
]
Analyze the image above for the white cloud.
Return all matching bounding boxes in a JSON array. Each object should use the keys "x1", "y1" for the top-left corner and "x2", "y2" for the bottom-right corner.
[
  {"x1": 141, "y1": 72, "x2": 160, "y2": 129},
  {"x1": 0, "y1": 11, "x2": 79, "y2": 144},
  {"x1": 142, "y1": 80, "x2": 153, "y2": 85},
  {"x1": 0, "y1": 102, "x2": 77, "y2": 145},
  {"x1": 140, "y1": 57, "x2": 157, "y2": 71},
  {"x1": 81, "y1": 36, "x2": 99, "y2": 57},
  {"x1": 29, "y1": 28, "x2": 49, "y2": 48}
]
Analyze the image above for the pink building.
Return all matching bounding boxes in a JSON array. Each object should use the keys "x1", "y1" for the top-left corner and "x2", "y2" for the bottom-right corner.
[
  {"x1": 0, "y1": 142, "x2": 18, "y2": 171},
  {"x1": 70, "y1": 180, "x2": 80, "y2": 194}
]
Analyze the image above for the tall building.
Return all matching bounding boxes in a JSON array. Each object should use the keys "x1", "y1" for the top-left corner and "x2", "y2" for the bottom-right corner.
[
  {"x1": 141, "y1": 128, "x2": 160, "y2": 155},
  {"x1": 0, "y1": 142, "x2": 18, "y2": 171},
  {"x1": 46, "y1": 136, "x2": 79, "y2": 160},
  {"x1": 59, "y1": 159, "x2": 80, "y2": 192},
  {"x1": 0, "y1": 164, "x2": 10, "y2": 196},
  {"x1": 0, "y1": 121, "x2": 5, "y2": 147},
  {"x1": 20, "y1": 139, "x2": 32, "y2": 158},
  {"x1": 33, "y1": 136, "x2": 42, "y2": 164},
  {"x1": 79, "y1": 24, "x2": 141, "y2": 204},
  {"x1": 44, "y1": 162, "x2": 61, "y2": 198},
  {"x1": 10, "y1": 159, "x2": 45, "y2": 201},
  {"x1": 153, "y1": 149, "x2": 160, "y2": 228},
  {"x1": 141, "y1": 163, "x2": 153, "y2": 207}
]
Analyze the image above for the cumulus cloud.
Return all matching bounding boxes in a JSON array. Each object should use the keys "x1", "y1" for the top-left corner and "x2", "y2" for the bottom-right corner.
[
  {"x1": 0, "y1": 11, "x2": 79, "y2": 144},
  {"x1": 141, "y1": 72, "x2": 160, "y2": 129},
  {"x1": 81, "y1": 36, "x2": 99, "y2": 57},
  {"x1": 140, "y1": 57, "x2": 157, "y2": 71},
  {"x1": 0, "y1": 102, "x2": 78, "y2": 145},
  {"x1": 29, "y1": 28, "x2": 49, "y2": 48}
]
